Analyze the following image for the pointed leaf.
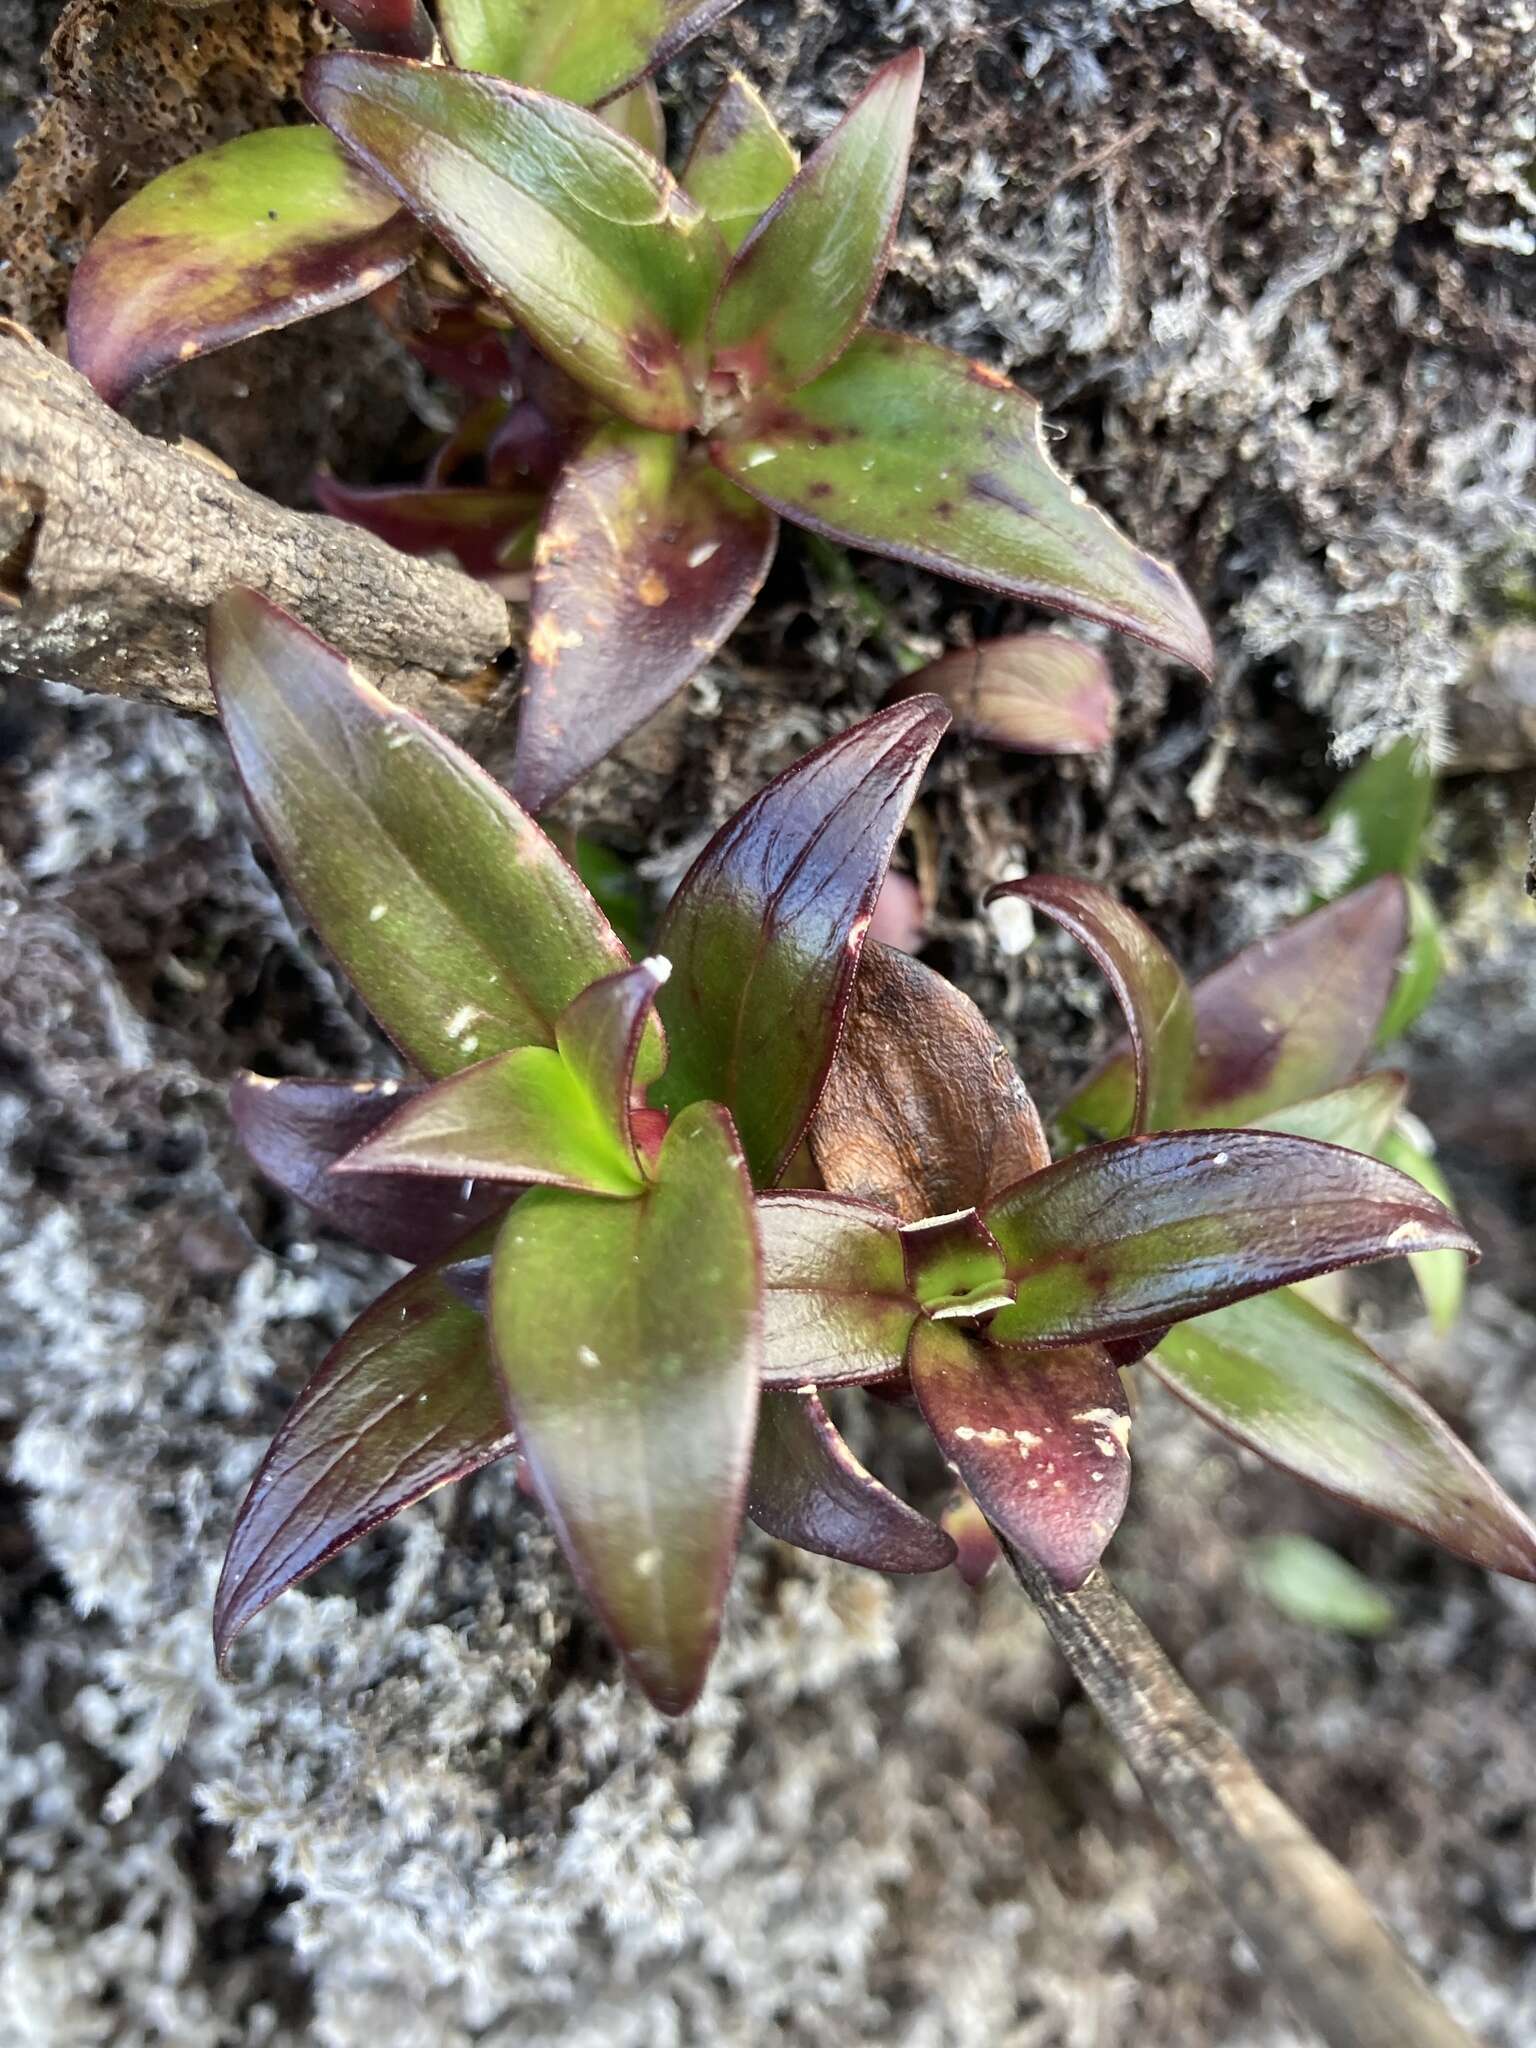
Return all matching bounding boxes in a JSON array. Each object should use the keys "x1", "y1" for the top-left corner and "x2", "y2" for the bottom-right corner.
[
  {"x1": 982, "y1": 1130, "x2": 1476, "y2": 1350},
  {"x1": 209, "y1": 591, "x2": 656, "y2": 1081},
  {"x1": 941, "y1": 1487, "x2": 1002, "y2": 1588},
  {"x1": 556, "y1": 958, "x2": 671, "y2": 1178},
  {"x1": 1376, "y1": 877, "x2": 1444, "y2": 1044},
  {"x1": 654, "y1": 699, "x2": 949, "y2": 1183},
  {"x1": 510, "y1": 422, "x2": 777, "y2": 813},
  {"x1": 327, "y1": 0, "x2": 434, "y2": 56},
  {"x1": 311, "y1": 474, "x2": 542, "y2": 576},
  {"x1": 1379, "y1": 1123, "x2": 1466, "y2": 1334},
  {"x1": 305, "y1": 55, "x2": 720, "y2": 431},
  {"x1": 711, "y1": 331, "x2": 1212, "y2": 675},
  {"x1": 748, "y1": 1390, "x2": 954, "y2": 1571},
  {"x1": 1064, "y1": 877, "x2": 1411, "y2": 1143},
  {"x1": 909, "y1": 1320, "x2": 1131, "y2": 1591},
  {"x1": 682, "y1": 73, "x2": 798, "y2": 252},
  {"x1": 488, "y1": 1102, "x2": 760, "y2": 1712},
  {"x1": 991, "y1": 876, "x2": 1194, "y2": 1134},
  {"x1": 437, "y1": 0, "x2": 744, "y2": 106},
  {"x1": 1250, "y1": 1070, "x2": 1407, "y2": 1153},
  {"x1": 810, "y1": 941, "x2": 1050, "y2": 1221},
  {"x1": 1248, "y1": 1534, "x2": 1397, "y2": 1638},
  {"x1": 1321, "y1": 735, "x2": 1433, "y2": 889},
  {"x1": 709, "y1": 51, "x2": 922, "y2": 395},
  {"x1": 214, "y1": 1233, "x2": 513, "y2": 1664},
  {"x1": 333, "y1": 1047, "x2": 645, "y2": 1194},
  {"x1": 891, "y1": 632, "x2": 1117, "y2": 754},
  {"x1": 1151, "y1": 1290, "x2": 1536, "y2": 1581},
  {"x1": 230, "y1": 1073, "x2": 510, "y2": 1260},
  {"x1": 68, "y1": 126, "x2": 415, "y2": 407},
  {"x1": 757, "y1": 1190, "x2": 916, "y2": 1389},
  {"x1": 602, "y1": 79, "x2": 666, "y2": 159}
]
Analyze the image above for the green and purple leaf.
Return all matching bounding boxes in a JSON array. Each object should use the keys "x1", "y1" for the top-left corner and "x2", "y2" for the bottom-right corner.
[
  {"x1": 214, "y1": 1233, "x2": 512, "y2": 1665},
  {"x1": 311, "y1": 474, "x2": 542, "y2": 577},
  {"x1": 332, "y1": 1046, "x2": 645, "y2": 1194},
  {"x1": 748, "y1": 1390, "x2": 955, "y2": 1572},
  {"x1": 510, "y1": 422, "x2": 777, "y2": 813},
  {"x1": 711, "y1": 331, "x2": 1213, "y2": 676},
  {"x1": 1151, "y1": 1290, "x2": 1536, "y2": 1581},
  {"x1": 899, "y1": 1209, "x2": 1012, "y2": 1319},
  {"x1": 68, "y1": 126, "x2": 415, "y2": 407},
  {"x1": 709, "y1": 50, "x2": 922, "y2": 395},
  {"x1": 654, "y1": 698, "x2": 948, "y2": 1184},
  {"x1": 908, "y1": 1320, "x2": 1131, "y2": 1591},
  {"x1": 327, "y1": 0, "x2": 434, "y2": 57},
  {"x1": 810, "y1": 941, "x2": 1051, "y2": 1221},
  {"x1": 555, "y1": 958, "x2": 671, "y2": 1178},
  {"x1": 1064, "y1": 877, "x2": 1411, "y2": 1143},
  {"x1": 436, "y1": 0, "x2": 744, "y2": 106},
  {"x1": 488, "y1": 1102, "x2": 760, "y2": 1713},
  {"x1": 681, "y1": 73, "x2": 799, "y2": 252},
  {"x1": 1249, "y1": 1070, "x2": 1408, "y2": 1154},
  {"x1": 305, "y1": 56, "x2": 721, "y2": 431},
  {"x1": 889, "y1": 631, "x2": 1118, "y2": 755},
  {"x1": 209, "y1": 590, "x2": 654, "y2": 1081},
  {"x1": 229, "y1": 1072, "x2": 510, "y2": 1261},
  {"x1": 981, "y1": 1130, "x2": 1476, "y2": 1350},
  {"x1": 757, "y1": 1190, "x2": 917, "y2": 1389},
  {"x1": 991, "y1": 876, "x2": 1194, "y2": 1135}
]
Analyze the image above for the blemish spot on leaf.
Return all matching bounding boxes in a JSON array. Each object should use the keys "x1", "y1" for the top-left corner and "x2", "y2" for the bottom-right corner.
[
  {"x1": 637, "y1": 571, "x2": 671, "y2": 606},
  {"x1": 529, "y1": 615, "x2": 585, "y2": 664}
]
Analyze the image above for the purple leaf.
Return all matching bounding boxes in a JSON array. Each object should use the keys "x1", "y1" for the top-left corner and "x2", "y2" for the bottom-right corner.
[
  {"x1": 509, "y1": 422, "x2": 777, "y2": 814},
  {"x1": 229, "y1": 1073, "x2": 510, "y2": 1261},
  {"x1": 654, "y1": 699, "x2": 949, "y2": 1184},
  {"x1": 214, "y1": 1232, "x2": 513, "y2": 1665},
  {"x1": 489, "y1": 1102, "x2": 760, "y2": 1713},
  {"x1": 891, "y1": 632, "x2": 1117, "y2": 754},
  {"x1": 982, "y1": 1130, "x2": 1477, "y2": 1350},
  {"x1": 311, "y1": 474, "x2": 543, "y2": 577},
  {"x1": 68, "y1": 126, "x2": 415, "y2": 407},
  {"x1": 748, "y1": 1390, "x2": 955, "y2": 1572},
  {"x1": 941, "y1": 1487, "x2": 1002, "y2": 1589},
  {"x1": 757, "y1": 1190, "x2": 917, "y2": 1389},
  {"x1": 326, "y1": 0, "x2": 434, "y2": 56},
  {"x1": 1152, "y1": 1290, "x2": 1536, "y2": 1581},
  {"x1": 909, "y1": 1320, "x2": 1132, "y2": 1591},
  {"x1": 711, "y1": 331, "x2": 1213, "y2": 677},
  {"x1": 810, "y1": 941, "x2": 1051, "y2": 1221},
  {"x1": 209, "y1": 591, "x2": 653, "y2": 1082},
  {"x1": 990, "y1": 876, "x2": 1195, "y2": 1134},
  {"x1": 710, "y1": 50, "x2": 922, "y2": 396}
]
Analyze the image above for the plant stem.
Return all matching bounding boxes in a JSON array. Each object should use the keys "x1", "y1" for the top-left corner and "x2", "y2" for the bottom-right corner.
[{"x1": 1006, "y1": 1548, "x2": 1482, "y2": 2048}]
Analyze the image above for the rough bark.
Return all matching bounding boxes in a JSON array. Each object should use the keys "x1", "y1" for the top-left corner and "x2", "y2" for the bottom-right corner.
[{"x1": 0, "y1": 330, "x2": 510, "y2": 731}]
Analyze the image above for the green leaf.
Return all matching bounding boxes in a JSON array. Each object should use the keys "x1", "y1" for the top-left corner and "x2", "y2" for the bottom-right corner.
[
  {"x1": 437, "y1": 0, "x2": 744, "y2": 106},
  {"x1": 711, "y1": 331, "x2": 1213, "y2": 676},
  {"x1": 214, "y1": 1228, "x2": 513, "y2": 1666},
  {"x1": 1375, "y1": 877, "x2": 1444, "y2": 1045},
  {"x1": 1249, "y1": 1070, "x2": 1408, "y2": 1154},
  {"x1": 654, "y1": 698, "x2": 949, "y2": 1184},
  {"x1": 681, "y1": 73, "x2": 798, "y2": 252},
  {"x1": 556, "y1": 959, "x2": 672, "y2": 1179},
  {"x1": 1065, "y1": 877, "x2": 1411, "y2": 1143},
  {"x1": 908, "y1": 1320, "x2": 1131, "y2": 1591},
  {"x1": 748, "y1": 1390, "x2": 955, "y2": 1572},
  {"x1": 1247, "y1": 1534, "x2": 1397, "y2": 1638},
  {"x1": 305, "y1": 55, "x2": 722, "y2": 431},
  {"x1": 209, "y1": 590, "x2": 652, "y2": 1081},
  {"x1": 68, "y1": 126, "x2": 415, "y2": 407},
  {"x1": 510, "y1": 422, "x2": 777, "y2": 813},
  {"x1": 1321, "y1": 735, "x2": 1433, "y2": 888},
  {"x1": 982, "y1": 1129, "x2": 1476, "y2": 1350},
  {"x1": 709, "y1": 50, "x2": 922, "y2": 394},
  {"x1": 1379, "y1": 1122, "x2": 1466, "y2": 1334},
  {"x1": 890, "y1": 631, "x2": 1118, "y2": 755},
  {"x1": 757, "y1": 1190, "x2": 916, "y2": 1388},
  {"x1": 602, "y1": 79, "x2": 666, "y2": 159},
  {"x1": 899, "y1": 1210, "x2": 1012, "y2": 1319},
  {"x1": 1151, "y1": 1289, "x2": 1536, "y2": 1580},
  {"x1": 991, "y1": 876, "x2": 1194, "y2": 1134},
  {"x1": 810, "y1": 941, "x2": 1051, "y2": 1221},
  {"x1": 331, "y1": 1046, "x2": 645, "y2": 1194},
  {"x1": 488, "y1": 1101, "x2": 760, "y2": 1713}
]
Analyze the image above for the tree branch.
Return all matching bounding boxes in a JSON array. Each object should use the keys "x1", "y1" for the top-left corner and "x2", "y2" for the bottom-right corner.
[
  {"x1": 0, "y1": 328, "x2": 510, "y2": 735},
  {"x1": 1007, "y1": 1548, "x2": 1482, "y2": 2048}
]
